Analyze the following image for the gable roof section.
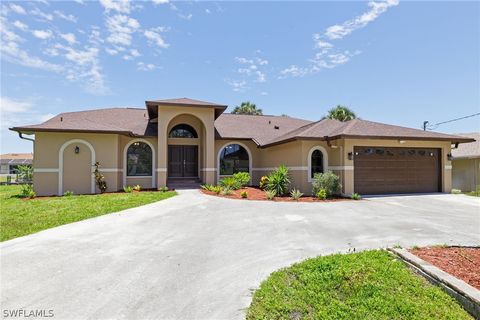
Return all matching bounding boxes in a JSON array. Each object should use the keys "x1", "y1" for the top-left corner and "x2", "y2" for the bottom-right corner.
[
  {"x1": 146, "y1": 97, "x2": 227, "y2": 119},
  {"x1": 11, "y1": 108, "x2": 157, "y2": 136},
  {"x1": 214, "y1": 114, "x2": 312, "y2": 146},
  {"x1": 451, "y1": 133, "x2": 480, "y2": 159},
  {"x1": 262, "y1": 118, "x2": 474, "y2": 147}
]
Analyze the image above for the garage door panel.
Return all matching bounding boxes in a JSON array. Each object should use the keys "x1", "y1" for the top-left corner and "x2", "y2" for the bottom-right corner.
[{"x1": 354, "y1": 147, "x2": 440, "y2": 195}]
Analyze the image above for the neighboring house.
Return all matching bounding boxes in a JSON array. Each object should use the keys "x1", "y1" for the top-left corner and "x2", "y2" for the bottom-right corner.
[
  {"x1": 451, "y1": 132, "x2": 479, "y2": 192},
  {"x1": 0, "y1": 153, "x2": 33, "y2": 174},
  {"x1": 10, "y1": 98, "x2": 473, "y2": 196}
]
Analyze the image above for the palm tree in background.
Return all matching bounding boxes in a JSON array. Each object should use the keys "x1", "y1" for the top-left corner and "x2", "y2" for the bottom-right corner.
[
  {"x1": 325, "y1": 105, "x2": 357, "y2": 122},
  {"x1": 232, "y1": 101, "x2": 263, "y2": 115}
]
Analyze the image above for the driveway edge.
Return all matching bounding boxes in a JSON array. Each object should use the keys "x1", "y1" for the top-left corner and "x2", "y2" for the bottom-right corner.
[{"x1": 388, "y1": 247, "x2": 480, "y2": 318}]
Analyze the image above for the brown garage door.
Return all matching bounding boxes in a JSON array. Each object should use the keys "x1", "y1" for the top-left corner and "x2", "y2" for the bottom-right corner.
[{"x1": 354, "y1": 147, "x2": 441, "y2": 195}]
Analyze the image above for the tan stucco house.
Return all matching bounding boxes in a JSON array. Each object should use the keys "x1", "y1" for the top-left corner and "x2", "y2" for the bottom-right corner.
[
  {"x1": 11, "y1": 98, "x2": 474, "y2": 196},
  {"x1": 452, "y1": 132, "x2": 479, "y2": 192}
]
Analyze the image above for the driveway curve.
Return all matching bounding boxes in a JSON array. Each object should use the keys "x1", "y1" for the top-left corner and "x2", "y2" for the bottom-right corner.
[{"x1": 1, "y1": 191, "x2": 479, "y2": 319}]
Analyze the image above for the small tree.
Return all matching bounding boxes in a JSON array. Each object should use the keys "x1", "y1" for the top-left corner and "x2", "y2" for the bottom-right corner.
[
  {"x1": 325, "y1": 105, "x2": 356, "y2": 122},
  {"x1": 265, "y1": 165, "x2": 291, "y2": 196},
  {"x1": 93, "y1": 162, "x2": 107, "y2": 193},
  {"x1": 232, "y1": 102, "x2": 263, "y2": 115}
]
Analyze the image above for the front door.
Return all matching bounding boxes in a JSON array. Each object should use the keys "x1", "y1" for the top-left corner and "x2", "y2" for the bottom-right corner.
[{"x1": 168, "y1": 145, "x2": 198, "y2": 178}]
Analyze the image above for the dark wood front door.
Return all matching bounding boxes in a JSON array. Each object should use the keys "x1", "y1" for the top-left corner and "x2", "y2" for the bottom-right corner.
[
  {"x1": 168, "y1": 145, "x2": 198, "y2": 178},
  {"x1": 354, "y1": 147, "x2": 441, "y2": 195}
]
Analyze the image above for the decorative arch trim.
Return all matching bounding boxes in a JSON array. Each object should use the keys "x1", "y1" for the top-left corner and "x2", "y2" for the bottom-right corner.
[
  {"x1": 123, "y1": 139, "x2": 156, "y2": 188},
  {"x1": 307, "y1": 145, "x2": 329, "y2": 182},
  {"x1": 59, "y1": 139, "x2": 96, "y2": 196},
  {"x1": 217, "y1": 141, "x2": 253, "y2": 184}
]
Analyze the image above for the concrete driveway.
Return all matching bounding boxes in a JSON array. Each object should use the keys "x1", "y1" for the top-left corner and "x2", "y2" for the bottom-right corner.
[{"x1": 1, "y1": 191, "x2": 479, "y2": 320}]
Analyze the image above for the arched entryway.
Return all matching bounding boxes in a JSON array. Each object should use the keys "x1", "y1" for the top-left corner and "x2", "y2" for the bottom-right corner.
[
  {"x1": 166, "y1": 114, "x2": 204, "y2": 181},
  {"x1": 59, "y1": 139, "x2": 95, "y2": 195}
]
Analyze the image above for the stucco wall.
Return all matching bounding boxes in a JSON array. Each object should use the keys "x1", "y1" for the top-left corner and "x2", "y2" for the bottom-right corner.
[{"x1": 452, "y1": 158, "x2": 479, "y2": 192}]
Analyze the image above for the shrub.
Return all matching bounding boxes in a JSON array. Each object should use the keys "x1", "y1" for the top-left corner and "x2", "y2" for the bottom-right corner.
[
  {"x1": 233, "y1": 172, "x2": 250, "y2": 187},
  {"x1": 64, "y1": 190, "x2": 74, "y2": 196},
  {"x1": 290, "y1": 188, "x2": 303, "y2": 201},
  {"x1": 123, "y1": 186, "x2": 133, "y2": 193},
  {"x1": 265, "y1": 189, "x2": 276, "y2": 200},
  {"x1": 201, "y1": 184, "x2": 215, "y2": 191},
  {"x1": 220, "y1": 187, "x2": 233, "y2": 196},
  {"x1": 212, "y1": 186, "x2": 222, "y2": 194},
  {"x1": 219, "y1": 176, "x2": 241, "y2": 190},
  {"x1": 93, "y1": 162, "x2": 107, "y2": 193},
  {"x1": 133, "y1": 185, "x2": 141, "y2": 192},
  {"x1": 451, "y1": 188, "x2": 462, "y2": 194},
  {"x1": 159, "y1": 186, "x2": 169, "y2": 192},
  {"x1": 312, "y1": 171, "x2": 341, "y2": 198},
  {"x1": 351, "y1": 193, "x2": 362, "y2": 200},
  {"x1": 266, "y1": 165, "x2": 291, "y2": 196},
  {"x1": 17, "y1": 165, "x2": 33, "y2": 183},
  {"x1": 316, "y1": 189, "x2": 327, "y2": 200},
  {"x1": 240, "y1": 190, "x2": 248, "y2": 198},
  {"x1": 259, "y1": 176, "x2": 269, "y2": 190},
  {"x1": 20, "y1": 184, "x2": 35, "y2": 198}
]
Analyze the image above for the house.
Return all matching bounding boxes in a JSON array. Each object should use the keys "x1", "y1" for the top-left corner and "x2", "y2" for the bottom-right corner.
[
  {"x1": 10, "y1": 98, "x2": 474, "y2": 196},
  {"x1": 451, "y1": 132, "x2": 479, "y2": 192},
  {"x1": 0, "y1": 153, "x2": 33, "y2": 174}
]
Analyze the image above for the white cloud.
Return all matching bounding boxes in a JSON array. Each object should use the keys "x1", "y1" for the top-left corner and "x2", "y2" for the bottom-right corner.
[
  {"x1": 73, "y1": 0, "x2": 85, "y2": 4},
  {"x1": 226, "y1": 79, "x2": 247, "y2": 92},
  {"x1": 137, "y1": 61, "x2": 157, "y2": 71},
  {"x1": 99, "y1": 0, "x2": 131, "y2": 13},
  {"x1": 144, "y1": 29, "x2": 169, "y2": 48},
  {"x1": 32, "y1": 29, "x2": 53, "y2": 40},
  {"x1": 1, "y1": 41, "x2": 62, "y2": 72},
  {"x1": 0, "y1": 97, "x2": 32, "y2": 113},
  {"x1": 152, "y1": 0, "x2": 169, "y2": 5},
  {"x1": 280, "y1": 0, "x2": 397, "y2": 78},
  {"x1": 30, "y1": 8, "x2": 53, "y2": 21},
  {"x1": 60, "y1": 33, "x2": 76, "y2": 45},
  {"x1": 105, "y1": 47, "x2": 119, "y2": 55},
  {"x1": 123, "y1": 49, "x2": 141, "y2": 60},
  {"x1": 325, "y1": 0, "x2": 399, "y2": 40},
  {"x1": 9, "y1": 4, "x2": 27, "y2": 15},
  {"x1": 178, "y1": 13, "x2": 192, "y2": 20},
  {"x1": 205, "y1": 9, "x2": 211, "y2": 14},
  {"x1": 54, "y1": 10, "x2": 77, "y2": 23},
  {"x1": 13, "y1": 20, "x2": 28, "y2": 31},
  {"x1": 105, "y1": 14, "x2": 140, "y2": 46}
]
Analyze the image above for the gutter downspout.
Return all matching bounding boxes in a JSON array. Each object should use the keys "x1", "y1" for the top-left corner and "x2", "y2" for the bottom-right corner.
[{"x1": 18, "y1": 132, "x2": 35, "y2": 142}]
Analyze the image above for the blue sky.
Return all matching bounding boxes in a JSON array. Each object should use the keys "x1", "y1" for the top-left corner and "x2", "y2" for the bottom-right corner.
[{"x1": 1, "y1": 0, "x2": 479, "y2": 153}]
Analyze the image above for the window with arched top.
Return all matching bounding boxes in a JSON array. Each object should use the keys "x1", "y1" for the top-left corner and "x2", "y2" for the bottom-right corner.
[
  {"x1": 219, "y1": 144, "x2": 249, "y2": 175},
  {"x1": 169, "y1": 124, "x2": 198, "y2": 138},
  {"x1": 127, "y1": 142, "x2": 153, "y2": 176},
  {"x1": 311, "y1": 149, "x2": 324, "y2": 178}
]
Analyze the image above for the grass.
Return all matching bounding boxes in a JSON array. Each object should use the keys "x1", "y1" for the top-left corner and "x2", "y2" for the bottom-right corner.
[
  {"x1": 464, "y1": 190, "x2": 480, "y2": 197},
  {"x1": 247, "y1": 250, "x2": 471, "y2": 320},
  {"x1": 0, "y1": 185, "x2": 176, "y2": 242}
]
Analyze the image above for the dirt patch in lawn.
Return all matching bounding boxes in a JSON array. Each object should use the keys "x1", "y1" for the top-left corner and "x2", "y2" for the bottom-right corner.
[
  {"x1": 409, "y1": 246, "x2": 480, "y2": 289},
  {"x1": 201, "y1": 187, "x2": 353, "y2": 202}
]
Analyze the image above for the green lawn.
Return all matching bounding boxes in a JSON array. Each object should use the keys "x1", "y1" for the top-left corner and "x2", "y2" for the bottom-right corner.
[
  {"x1": 0, "y1": 185, "x2": 176, "y2": 241},
  {"x1": 465, "y1": 190, "x2": 480, "y2": 197},
  {"x1": 247, "y1": 250, "x2": 471, "y2": 320}
]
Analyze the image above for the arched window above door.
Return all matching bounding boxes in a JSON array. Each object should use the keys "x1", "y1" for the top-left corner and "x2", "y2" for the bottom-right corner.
[{"x1": 169, "y1": 124, "x2": 198, "y2": 138}]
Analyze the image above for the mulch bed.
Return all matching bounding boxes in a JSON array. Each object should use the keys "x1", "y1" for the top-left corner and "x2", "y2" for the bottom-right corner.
[
  {"x1": 201, "y1": 186, "x2": 352, "y2": 202},
  {"x1": 409, "y1": 246, "x2": 480, "y2": 290}
]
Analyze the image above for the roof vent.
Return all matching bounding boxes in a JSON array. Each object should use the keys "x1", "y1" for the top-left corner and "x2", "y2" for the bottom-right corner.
[
  {"x1": 274, "y1": 125, "x2": 280, "y2": 130},
  {"x1": 268, "y1": 120, "x2": 271, "y2": 124},
  {"x1": 60, "y1": 117, "x2": 63, "y2": 122}
]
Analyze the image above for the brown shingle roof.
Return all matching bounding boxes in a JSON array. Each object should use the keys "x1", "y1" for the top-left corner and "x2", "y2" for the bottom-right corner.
[
  {"x1": 214, "y1": 114, "x2": 312, "y2": 145},
  {"x1": 451, "y1": 133, "x2": 480, "y2": 159},
  {"x1": 262, "y1": 118, "x2": 473, "y2": 147},
  {"x1": 11, "y1": 105, "x2": 474, "y2": 146},
  {"x1": 146, "y1": 97, "x2": 226, "y2": 107},
  {"x1": 0, "y1": 153, "x2": 33, "y2": 165},
  {"x1": 11, "y1": 108, "x2": 156, "y2": 136}
]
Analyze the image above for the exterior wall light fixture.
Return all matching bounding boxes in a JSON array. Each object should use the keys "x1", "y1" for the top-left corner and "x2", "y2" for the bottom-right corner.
[
  {"x1": 348, "y1": 152, "x2": 354, "y2": 160},
  {"x1": 75, "y1": 146, "x2": 80, "y2": 154},
  {"x1": 447, "y1": 153, "x2": 453, "y2": 161}
]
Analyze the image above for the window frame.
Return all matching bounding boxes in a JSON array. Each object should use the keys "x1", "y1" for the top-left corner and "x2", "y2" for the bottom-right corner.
[
  {"x1": 168, "y1": 124, "x2": 198, "y2": 138},
  {"x1": 307, "y1": 146, "x2": 328, "y2": 182},
  {"x1": 217, "y1": 142, "x2": 252, "y2": 182},
  {"x1": 126, "y1": 142, "x2": 153, "y2": 177}
]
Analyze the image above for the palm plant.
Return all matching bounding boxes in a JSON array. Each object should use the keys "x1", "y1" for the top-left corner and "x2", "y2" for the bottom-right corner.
[
  {"x1": 325, "y1": 105, "x2": 356, "y2": 122},
  {"x1": 232, "y1": 102, "x2": 263, "y2": 115}
]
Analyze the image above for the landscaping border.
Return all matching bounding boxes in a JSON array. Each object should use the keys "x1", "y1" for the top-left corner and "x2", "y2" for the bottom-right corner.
[{"x1": 388, "y1": 247, "x2": 480, "y2": 318}]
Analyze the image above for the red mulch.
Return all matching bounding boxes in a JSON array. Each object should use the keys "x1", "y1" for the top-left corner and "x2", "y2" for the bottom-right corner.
[
  {"x1": 201, "y1": 186, "x2": 352, "y2": 202},
  {"x1": 409, "y1": 246, "x2": 480, "y2": 289}
]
